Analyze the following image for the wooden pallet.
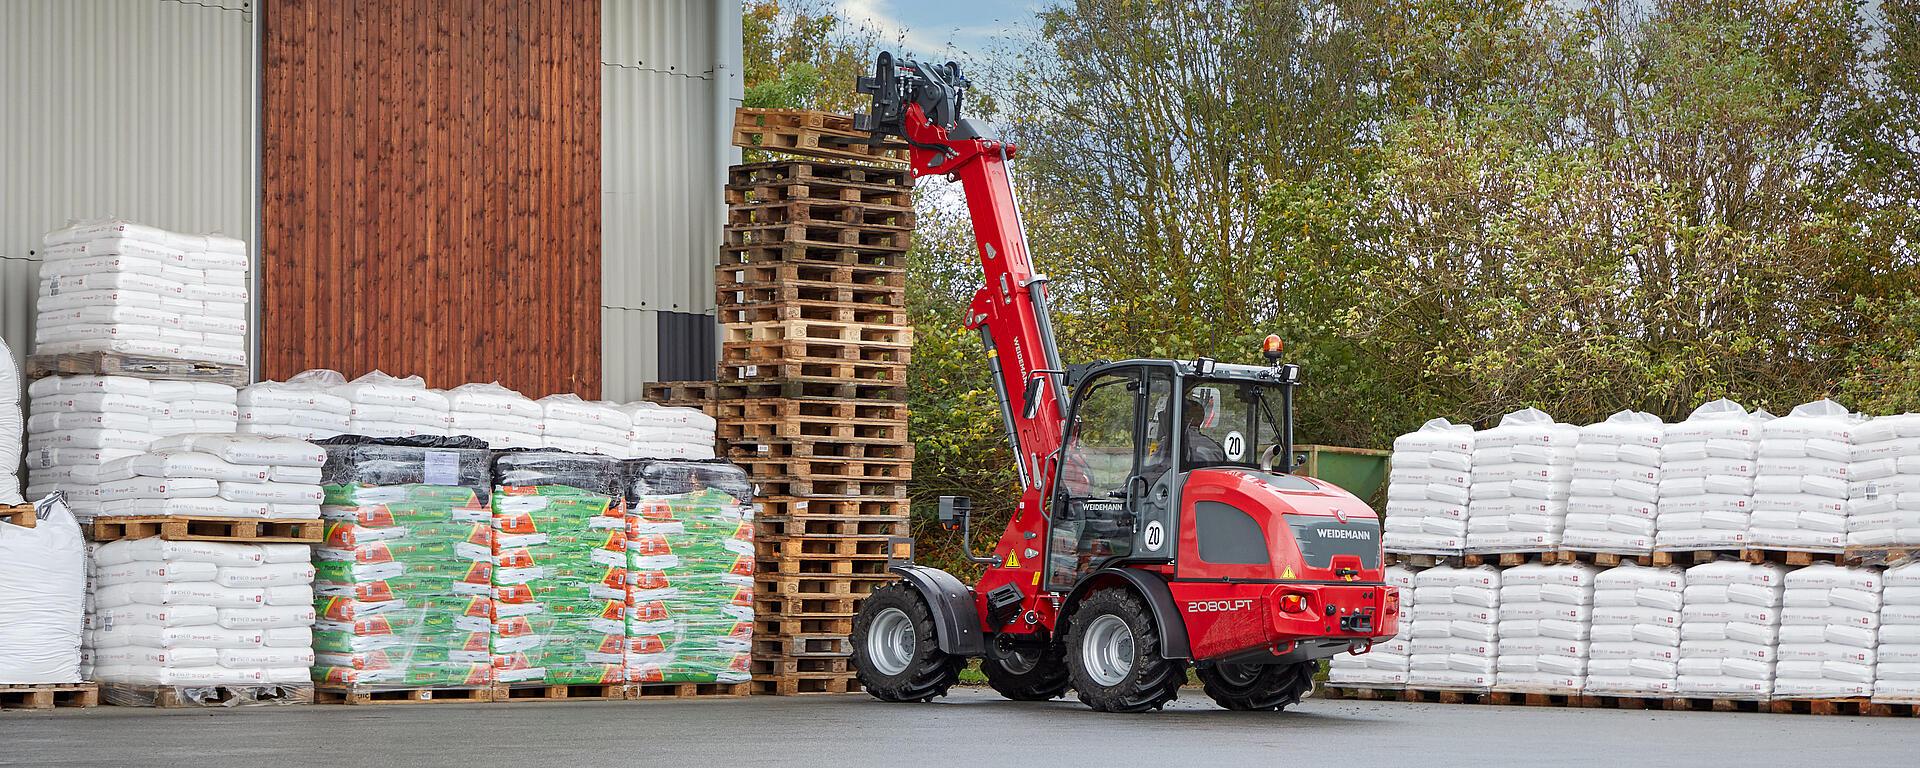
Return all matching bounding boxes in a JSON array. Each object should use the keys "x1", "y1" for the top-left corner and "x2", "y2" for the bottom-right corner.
[
  {"x1": 1577, "y1": 693, "x2": 1665, "y2": 710},
  {"x1": 719, "y1": 280, "x2": 905, "y2": 311},
  {"x1": 643, "y1": 380, "x2": 716, "y2": 407},
  {"x1": 723, "y1": 418, "x2": 909, "y2": 446},
  {"x1": 725, "y1": 221, "x2": 912, "y2": 252},
  {"x1": 728, "y1": 159, "x2": 912, "y2": 195},
  {"x1": 89, "y1": 516, "x2": 324, "y2": 543},
  {"x1": 100, "y1": 682, "x2": 315, "y2": 708},
  {"x1": 1843, "y1": 546, "x2": 1920, "y2": 567},
  {"x1": 757, "y1": 552, "x2": 900, "y2": 578},
  {"x1": 1484, "y1": 690, "x2": 1583, "y2": 707},
  {"x1": 755, "y1": 495, "x2": 912, "y2": 519},
  {"x1": 1662, "y1": 696, "x2": 1766, "y2": 713},
  {"x1": 1740, "y1": 547, "x2": 1846, "y2": 566},
  {"x1": 733, "y1": 456, "x2": 912, "y2": 483},
  {"x1": 752, "y1": 655, "x2": 852, "y2": 677},
  {"x1": 748, "y1": 475, "x2": 909, "y2": 499},
  {"x1": 732, "y1": 109, "x2": 909, "y2": 166},
  {"x1": 757, "y1": 514, "x2": 909, "y2": 539},
  {"x1": 751, "y1": 673, "x2": 864, "y2": 696},
  {"x1": 757, "y1": 534, "x2": 912, "y2": 561},
  {"x1": 728, "y1": 199, "x2": 915, "y2": 230},
  {"x1": 755, "y1": 614, "x2": 856, "y2": 637},
  {"x1": 1384, "y1": 552, "x2": 1466, "y2": 568},
  {"x1": 721, "y1": 336, "x2": 910, "y2": 367},
  {"x1": 718, "y1": 396, "x2": 907, "y2": 424},
  {"x1": 755, "y1": 593, "x2": 860, "y2": 621},
  {"x1": 1650, "y1": 548, "x2": 1747, "y2": 567},
  {"x1": 722, "y1": 260, "x2": 908, "y2": 288},
  {"x1": 0, "y1": 682, "x2": 98, "y2": 711},
  {"x1": 1398, "y1": 688, "x2": 1493, "y2": 704},
  {"x1": 492, "y1": 682, "x2": 627, "y2": 702},
  {"x1": 721, "y1": 357, "x2": 909, "y2": 386},
  {"x1": 629, "y1": 681, "x2": 752, "y2": 699},
  {"x1": 728, "y1": 437, "x2": 914, "y2": 462},
  {"x1": 1, "y1": 503, "x2": 36, "y2": 529},
  {"x1": 726, "y1": 242, "x2": 909, "y2": 270},
  {"x1": 25, "y1": 351, "x2": 248, "y2": 386},
  {"x1": 755, "y1": 574, "x2": 892, "y2": 600},
  {"x1": 1461, "y1": 551, "x2": 1564, "y2": 567},
  {"x1": 753, "y1": 634, "x2": 855, "y2": 659},
  {"x1": 719, "y1": 298, "x2": 909, "y2": 328},
  {"x1": 1866, "y1": 699, "x2": 1920, "y2": 716},
  {"x1": 1555, "y1": 550, "x2": 1656, "y2": 567},
  {"x1": 723, "y1": 318, "x2": 911, "y2": 347},
  {"x1": 729, "y1": 180, "x2": 912, "y2": 210},
  {"x1": 315, "y1": 686, "x2": 495, "y2": 705},
  {"x1": 1318, "y1": 685, "x2": 1404, "y2": 701},
  {"x1": 1767, "y1": 697, "x2": 1883, "y2": 716}
]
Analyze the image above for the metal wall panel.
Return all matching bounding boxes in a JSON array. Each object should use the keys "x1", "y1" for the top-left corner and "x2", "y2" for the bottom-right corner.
[
  {"x1": 601, "y1": 0, "x2": 742, "y2": 401},
  {"x1": 0, "y1": 0, "x2": 256, "y2": 394}
]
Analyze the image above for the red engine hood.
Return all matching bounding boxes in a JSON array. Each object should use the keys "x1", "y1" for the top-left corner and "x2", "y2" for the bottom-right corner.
[{"x1": 1174, "y1": 468, "x2": 1383, "y2": 582}]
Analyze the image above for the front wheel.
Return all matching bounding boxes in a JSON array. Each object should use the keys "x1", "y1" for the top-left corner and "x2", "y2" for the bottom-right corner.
[
  {"x1": 1196, "y1": 660, "x2": 1316, "y2": 711},
  {"x1": 851, "y1": 583, "x2": 966, "y2": 702},
  {"x1": 1064, "y1": 589, "x2": 1188, "y2": 713}
]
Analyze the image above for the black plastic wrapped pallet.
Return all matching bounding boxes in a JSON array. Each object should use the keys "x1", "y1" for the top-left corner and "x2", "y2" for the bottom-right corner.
[
  {"x1": 623, "y1": 458, "x2": 753, "y2": 504},
  {"x1": 316, "y1": 435, "x2": 495, "y2": 500},
  {"x1": 491, "y1": 449, "x2": 626, "y2": 497}
]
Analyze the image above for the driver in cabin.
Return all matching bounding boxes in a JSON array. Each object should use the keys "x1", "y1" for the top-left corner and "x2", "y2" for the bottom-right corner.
[{"x1": 1182, "y1": 396, "x2": 1227, "y2": 465}]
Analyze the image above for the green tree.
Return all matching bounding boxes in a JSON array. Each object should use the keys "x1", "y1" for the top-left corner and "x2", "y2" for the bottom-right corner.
[{"x1": 742, "y1": 0, "x2": 878, "y2": 111}]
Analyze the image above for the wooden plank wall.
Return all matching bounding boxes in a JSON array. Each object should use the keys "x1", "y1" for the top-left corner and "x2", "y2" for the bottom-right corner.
[{"x1": 261, "y1": 0, "x2": 601, "y2": 397}]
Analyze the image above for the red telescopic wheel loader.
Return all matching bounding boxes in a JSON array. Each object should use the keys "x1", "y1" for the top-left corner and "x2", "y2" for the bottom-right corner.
[{"x1": 847, "y1": 53, "x2": 1399, "y2": 712}]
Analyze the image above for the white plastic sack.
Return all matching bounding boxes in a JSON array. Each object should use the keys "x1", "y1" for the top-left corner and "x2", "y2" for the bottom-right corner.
[{"x1": 0, "y1": 495, "x2": 87, "y2": 683}]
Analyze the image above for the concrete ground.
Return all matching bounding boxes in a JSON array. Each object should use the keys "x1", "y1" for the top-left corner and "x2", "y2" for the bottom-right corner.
[{"x1": 4, "y1": 688, "x2": 1915, "y2": 768}]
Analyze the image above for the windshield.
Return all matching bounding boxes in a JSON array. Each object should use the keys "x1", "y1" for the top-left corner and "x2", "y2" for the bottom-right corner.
[{"x1": 1175, "y1": 378, "x2": 1287, "y2": 472}]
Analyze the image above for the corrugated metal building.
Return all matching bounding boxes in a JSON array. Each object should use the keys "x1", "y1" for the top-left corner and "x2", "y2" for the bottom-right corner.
[{"x1": 0, "y1": 0, "x2": 740, "y2": 402}]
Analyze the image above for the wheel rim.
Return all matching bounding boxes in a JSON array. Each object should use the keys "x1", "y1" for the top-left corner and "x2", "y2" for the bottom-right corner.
[
  {"x1": 867, "y1": 607, "x2": 917, "y2": 676},
  {"x1": 996, "y1": 646, "x2": 1040, "y2": 675},
  {"x1": 1214, "y1": 662, "x2": 1261, "y2": 687},
  {"x1": 1081, "y1": 614, "x2": 1137, "y2": 687}
]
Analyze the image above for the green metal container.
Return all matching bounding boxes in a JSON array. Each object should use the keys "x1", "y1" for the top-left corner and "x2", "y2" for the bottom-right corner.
[{"x1": 1291, "y1": 444, "x2": 1391, "y2": 514}]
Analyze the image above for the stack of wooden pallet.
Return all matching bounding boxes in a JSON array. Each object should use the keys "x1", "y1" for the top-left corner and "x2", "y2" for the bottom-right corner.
[{"x1": 725, "y1": 108, "x2": 916, "y2": 695}]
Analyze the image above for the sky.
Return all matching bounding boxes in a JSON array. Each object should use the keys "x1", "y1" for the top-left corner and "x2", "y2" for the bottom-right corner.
[{"x1": 833, "y1": 0, "x2": 1047, "y2": 63}]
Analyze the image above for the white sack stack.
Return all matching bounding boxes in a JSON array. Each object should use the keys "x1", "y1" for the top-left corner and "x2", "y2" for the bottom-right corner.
[
  {"x1": 35, "y1": 220, "x2": 248, "y2": 366},
  {"x1": 626, "y1": 401, "x2": 718, "y2": 460},
  {"x1": 1494, "y1": 562, "x2": 1598, "y2": 693},
  {"x1": 1656, "y1": 399, "x2": 1765, "y2": 551},
  {"x1": 1, "y1": 339, "x2": 22, "y2": 505},
  {"x1": 1847, "y1": 414, "x2": 1920, "y2": 548},
  {"x1": 1467, "y1": 408, "x2": 1575, "y2": 553},
  {"x1": 1383, "y1": 418, "x2": 1473, "y2": 555},
  {"x1": 86, "y1": 539, "x2": 315, "y2": 687},
  {"x1": 1562, "y1": 411, "x2": 1663, "y2": 554},
  {"x1": 447, "y1": 383, "x2": 545, "y2": 449},
  {"x1": 1774, "y1": 563, "x2": 1882, "y2": 698},
  {"x1": 1676, "y1": 560, "x2": 1785, "y2": 699},
  {"x1": 85, "y1": 434, "x2": 325, "y2": 520},
  {"x1": 1748, "y1": 399, "x2": 1856, "y2": 551},
  {"x1": 1876, "y1": 562, "x2": 1920, "y2": 702},
  {"x1": 1407, "y1": 564, "x2": 1501, "y2": 690},
  {"x1": 1328, "y1": 564, "x2": 1417, "y2": 687},
  {"x1": 23, "y1": 375, "x2": 171, "y2": 517},
  {"x1": 0, "y1": 495, "x2": 87, "y2": 683},
  {"x1": 147, "y1": 381, "x2": 239, "y2": 437},
  {"x1": 1583, "y1": 563, "x2": 1685, "y2": 696},
  {"x1": 539, "y1": 394, "x2": 632, "y2": 456},
  {"x1": 237, "y1": 375, "x2": 351, "y2": 441},
  {"x1": 339, "y1": 371, "x2": 450, "y2": 438}
]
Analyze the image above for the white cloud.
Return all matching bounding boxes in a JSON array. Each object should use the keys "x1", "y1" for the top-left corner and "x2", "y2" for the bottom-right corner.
[{"x1": 834, "y1": 0, "x2": 945, "y2": 55}]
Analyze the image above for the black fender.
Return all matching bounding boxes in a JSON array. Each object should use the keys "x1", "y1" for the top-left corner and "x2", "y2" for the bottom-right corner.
[
  {"x1": 1060, "y1": 568, "x2": 1193, "y2": 659},
  {"x1": 888, "y1": 564, "x2": 989, "y2": 656}
]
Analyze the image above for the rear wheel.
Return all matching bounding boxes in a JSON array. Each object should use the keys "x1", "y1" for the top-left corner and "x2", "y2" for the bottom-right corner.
[
  {"x1": 980, "y1": 641, "x2": 1069, "y2": 701},
  {"x1": 1196, "y1": 660, "x2": 1316, "y2": 711},
  {"x1": 851, "y1": 583, "x2": 965, "y2": 702},
  {"x1": 1064, "y1": 589, "x2": 1188, "y2": 713}
]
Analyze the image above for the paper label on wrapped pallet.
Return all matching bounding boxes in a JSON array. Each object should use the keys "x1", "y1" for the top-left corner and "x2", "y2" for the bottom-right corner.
[{"x1": 419, "y1": 450, "x2": 462, "y2": 485}]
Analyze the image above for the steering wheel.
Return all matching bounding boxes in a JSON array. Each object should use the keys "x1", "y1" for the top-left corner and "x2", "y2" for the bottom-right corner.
[{"x1": 1259, "y1": 443, "x2": 1287, "y2": 473}]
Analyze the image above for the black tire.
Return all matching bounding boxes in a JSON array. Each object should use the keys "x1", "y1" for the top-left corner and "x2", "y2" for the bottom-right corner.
[
  {"x1": 851, "y1": 583, "x2": 966, "y2": 702},
  {"x1": 1196, "y1": 660, "x2": 1316, "y2": 711},
  {"x1": 980, "y1": 642, "x2": 1070, "y2": 701},
  {"x1": 1063, "y1": 589, "x2": 1188, "y2": 713}
]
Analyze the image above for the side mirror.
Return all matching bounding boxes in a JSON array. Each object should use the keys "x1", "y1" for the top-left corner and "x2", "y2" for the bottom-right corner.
[{"x1": 938, "y1": 495, "x2": 973, "y2": 531}]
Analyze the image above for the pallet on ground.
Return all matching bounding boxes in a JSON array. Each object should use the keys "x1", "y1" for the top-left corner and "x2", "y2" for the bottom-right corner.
[
  {"x1": 1317, "y1": 684, "x2": 1404, "y2": 700},
  {"x1": 88, "y1": 516, "x2": 324, "y2": 544},
  {"x1": 1, "y1": 503, "x2": 36, "y2": 529},
  {"x1": 728, "y1": 199, "x2": 915, "y2": 230},
  {"x1": 751, "y1": 672, "x2": 864, "y2": 696},
  {"x1": 1843, "y1": 545, "x2": 1920, "y2": 567},
  {"x1": 1398, "y1": 688, "x2": 1493, "y2": 704},
  {"x1": 315, "y1": 686, "x2": 494, "y2": 705},
  {"x1": 1766, "y1": 697, "x2": 1887, "y2": 716},
  {"x1": 722, "y1": 318, "x2": 911, "y2": 348},
  {"x1": 25, "y1": 351, "x2": 248, "y2": 387},
  {"x1": 719, "y1": 279, "x2": 905, "y2": 311},
  {"x1": 733, "y1": 109, "x2": 909, "y2": 165},
  {"x1": 1661, "y1": 696, "x2": 1766, "y2": 713},
  {"x1": 1866, "y1": 698, "x2": 1920, "y2": 716},
  {"x1": 628, "y1": 681, "x2": 751, "y2": 699},
  {"x1": 1555, "y1": 549, "x2": 1656, "y2": 567},
  {"x1": 491, "y1": 682, "x2": 627, "y2": 702},
  {"x1": 1484, "y1": 690, "x2": 1583, "y2": 707},
  {"x1": 719, "y1": 296, "x2": 909, "y2": 326},
  {"x1": 0, "y1": 682, "x2": 98, "y2": 711},
  {"x1": 757, "y1": 514, "x2": 909, "y2": 539},
  {"x1": 755, "y1": 495, "x2": 911, "y2": 519},
  {"x1": 728, "y1": 436, "x2": 914, "y2": 462},
  {"x1": 100, "y1": 682, "x2": 314, "y2": 707},
  {"x1": 1577, "y1": 693, "x2": 1666, "y2": 710}
]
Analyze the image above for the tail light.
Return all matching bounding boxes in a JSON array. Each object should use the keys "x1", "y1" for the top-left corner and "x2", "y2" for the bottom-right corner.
[{"x1": 1280, "y1": 594, "x2": 1308, "y2": 614}]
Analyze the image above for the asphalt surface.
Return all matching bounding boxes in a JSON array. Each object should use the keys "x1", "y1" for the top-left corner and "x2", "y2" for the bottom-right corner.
[{"x1": 4, "y1": 687, "x2": 1915, "y2": 767}]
